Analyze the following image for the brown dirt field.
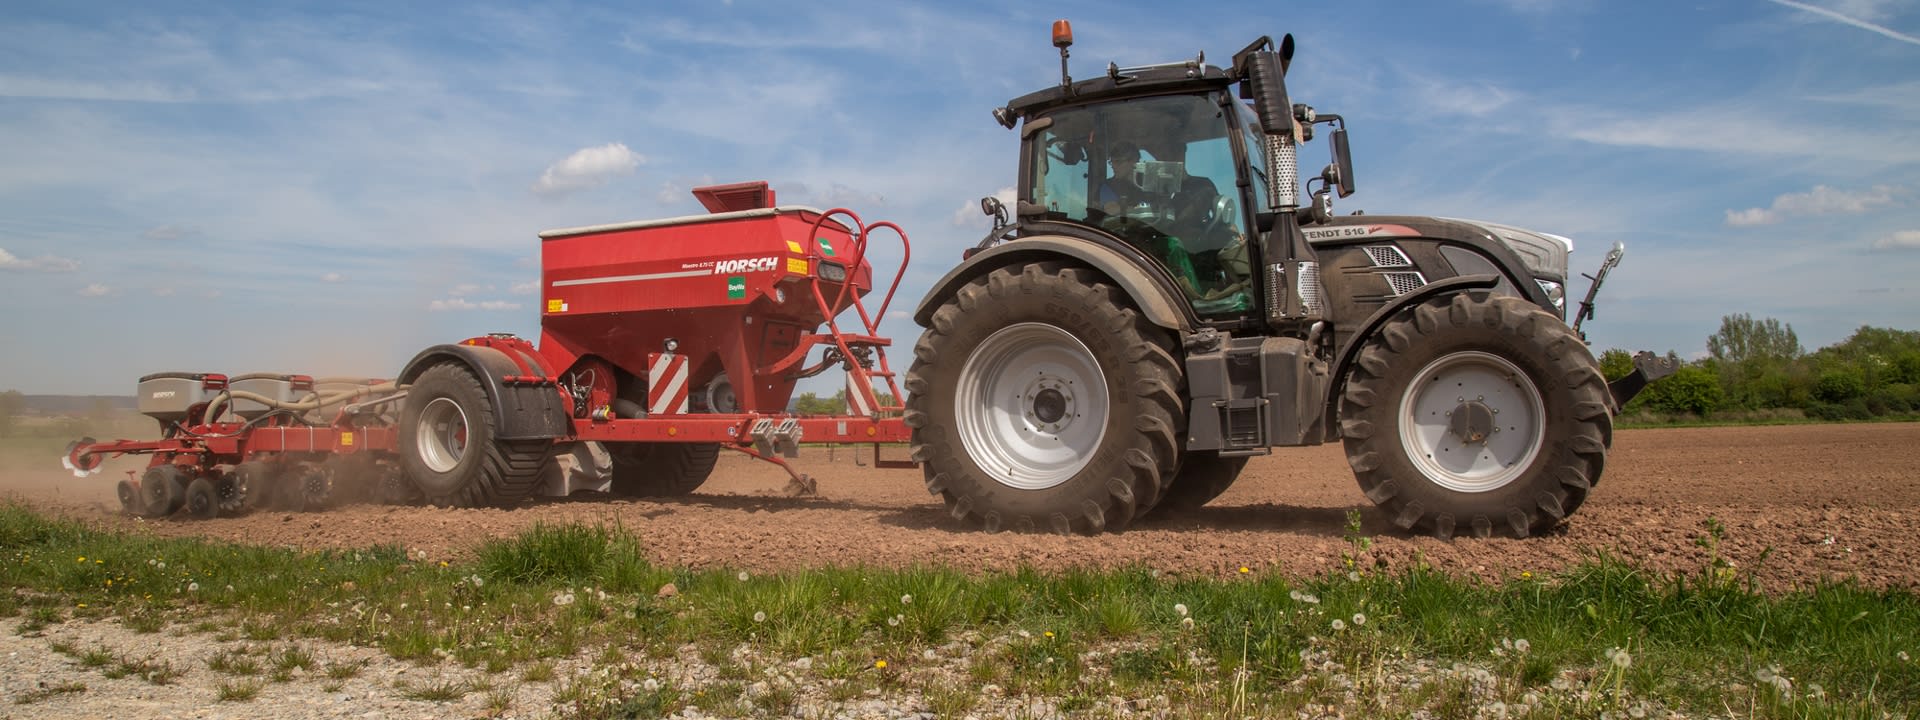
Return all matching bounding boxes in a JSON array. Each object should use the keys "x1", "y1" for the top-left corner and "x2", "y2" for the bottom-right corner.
[{"x1": 6, "y1": 423, "x2": 1918, "y2": 590}]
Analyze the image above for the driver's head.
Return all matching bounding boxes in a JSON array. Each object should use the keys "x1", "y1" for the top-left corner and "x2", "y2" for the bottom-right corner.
[{"x1": 1110, "y1": 141, "x2": 1141, "y2": 171}]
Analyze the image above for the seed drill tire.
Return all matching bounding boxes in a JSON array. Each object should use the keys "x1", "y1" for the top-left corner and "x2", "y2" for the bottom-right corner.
[
  {"x1": 140, "y1": 465, "x2": 187, "y2": 518},
  {"x1": 1339, "y1": 291, "x2": 1612, "y2": 539},
  {"x1": 609, "y1": 443, "x2": 721, "y2": 497},
  {"x1": 904, "y1": 262, "x2": 1184, "y2": 534},
  {"x1": 184, "y1": 477, "x2": 220, "y2": 520},
  {"x1": 1157, "y1": 452, "x2": 1251, "y2": 511},
  {"x1": 398, "y1": 362, "x2": 549, "y2": 509}
]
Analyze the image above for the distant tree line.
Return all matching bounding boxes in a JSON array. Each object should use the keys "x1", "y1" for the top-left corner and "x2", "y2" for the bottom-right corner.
[{"x1": 1601, "y1": 314, "x2": 1920, "y2": 421}]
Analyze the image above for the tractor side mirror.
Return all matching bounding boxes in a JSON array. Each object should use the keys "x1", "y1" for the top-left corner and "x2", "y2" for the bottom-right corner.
[{"x1": 1332, "y1": 126, "x2": 1356, "y2": 198}]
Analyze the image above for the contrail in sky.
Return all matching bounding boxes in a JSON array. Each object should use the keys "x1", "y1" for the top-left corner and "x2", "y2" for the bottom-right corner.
[{"x1": 1765, "y1": 0, "x2": 1920, "y2": 47}]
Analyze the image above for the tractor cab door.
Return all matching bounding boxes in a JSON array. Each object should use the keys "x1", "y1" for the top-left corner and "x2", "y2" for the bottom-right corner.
[{"x1": 1021, "y1": 93, "x2": 1263, "y2": 321}]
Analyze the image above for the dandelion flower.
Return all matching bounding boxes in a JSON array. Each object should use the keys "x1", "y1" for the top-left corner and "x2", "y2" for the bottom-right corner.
[
  {"x1": 754, "y1": 611, "x2": 767, "y2": 623},
  {"x1": 188, "y1": 582, "x2": 199, "y2": 592},
  {"x1": 737, "y1": 571, "x2": 750, "y2": 582},
  {"x1": 1174, "y1": 603, "x2": 1188, "y2": 617},
  {"x1": 1331, "y1": 619, "x2": 1346, "y2": 631},
  {"x1": 1521, "y1": 571, "x2": 1533, "y2": 580},
  {"x1": 873, "y1": 660, "x2": 887, "y2": 669},
  {"x1": 900, "y1": 594, "x2": 913, "y2": 605},
  {"x1": 77, "y1": 556, "x2": 85, "y2": 563},
  {"x1": 1609, "y1": 647, "x2": 1632, "y2": 669},
  {"x1": 1044, "y1": 631, "x2": 1055, "y2": 638},
  {"x1": 1180, "y1": 617, "x2": 1195, "y2": 631},
  {"x1": 1513, "y1": 638, "x2": 1530, "y2": 653},
  {"x1": 76, "y1": 603, "x2": 87, "y2": 608},
  {"x1": 1288, "y1": 590, "x2": 1303, "y2": 601},
  {"x1": 1238, "y1": 566, "x2": 1250, "y2": 574},
  {"x1": 1351, "y1": 613, "x2": 1366, "y2": 626}
]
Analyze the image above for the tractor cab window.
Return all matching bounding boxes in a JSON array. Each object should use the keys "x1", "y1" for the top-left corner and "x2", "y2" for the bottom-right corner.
[{"x1": 1026, "y1": 94, "x2": 1253, "y2": 317}]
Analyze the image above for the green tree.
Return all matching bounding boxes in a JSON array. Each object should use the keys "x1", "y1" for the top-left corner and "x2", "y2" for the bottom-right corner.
[
  {"x1": 1598, "y1": 348, "x2": 1634, "y2": 381},
  {"x1": 792, "y1": 391, "x2": 847, "y2": 415},
  {"x1": 1707, "y1": 314, "x2": 1802, "y2": 409},
  {"x1": 1638, "y1": 365, "x2": 1723, "y2": 416},
  {"x1": 1813, "y1": 370, "x2": 1866, "y2": 403}
]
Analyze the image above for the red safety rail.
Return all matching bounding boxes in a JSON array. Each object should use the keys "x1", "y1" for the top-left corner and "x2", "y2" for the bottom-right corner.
[{"x1": 801, "y1": 208, "x2": 909, "y2": 418}]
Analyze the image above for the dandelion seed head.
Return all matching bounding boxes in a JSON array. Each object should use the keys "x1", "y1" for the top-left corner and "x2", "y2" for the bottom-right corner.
[
  {"x1": 1330, "y1": 619, "x2": 1346, "y2": 631},
  {"x1": 553, "y1": 592, "x2": 576, "y2": 607},
  {"x1": 887, "y1": 616, "x2": 900, "y2": 627},
  {"x1": 1513, "y1": 638, "x2": 1529, "y2": 653},
  {"x1": 1609, "y1": 647, "x2": 1632, "y2": 669},
  {"x1": 737, "y1": 571, "x2": 750, "y2": 582},
  {"x1": 1289, "y1": 590, "x2": 1303, "y2": 601},
  {"x1": 1899, "y1": 651, "x2": 1911, "y2": 662},
  {"x1": 1352, "y1": 613, "x2": 1366, "y2": 626},
  {"x1": 188, "y1": 582, "x2": 199, "y2": 592},
  {"x1": 754, "y1": 611, "x2": 767, "y2": 623},
  {"x1": 1347, "y1": 571, "x2": 1360, "y2": 582},
  {"x1": 1174, "y1": 603, "x2": 1188, "y2": 617},
  {"x1": 1180, "y1": 617, "x2": 1195, "y2": 631},
  {"x1": 900, "y1": 594, "x2": 912, "y2": 605}
]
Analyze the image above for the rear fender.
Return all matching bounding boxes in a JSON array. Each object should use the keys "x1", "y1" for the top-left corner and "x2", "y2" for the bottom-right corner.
[
  {"x1": 398, "y1": 343, "x2": 572, "y2": 440},
  {"x1": 913, "y1": 236, "x2": 1193, "y2": 333}
]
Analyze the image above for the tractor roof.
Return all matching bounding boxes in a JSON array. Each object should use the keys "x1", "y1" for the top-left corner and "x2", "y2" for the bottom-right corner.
[{"x1": 1001, "y1": 61, "x2": 1234, "y2": 125}]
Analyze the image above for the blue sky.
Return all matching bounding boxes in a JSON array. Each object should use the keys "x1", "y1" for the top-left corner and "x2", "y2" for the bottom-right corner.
[{"x1": 1, "y1": 0, "x2": 1916, "y2": 394}]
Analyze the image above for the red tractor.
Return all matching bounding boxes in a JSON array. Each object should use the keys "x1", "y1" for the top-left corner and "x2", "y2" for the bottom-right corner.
[{"x1": 67, "y1": 22, "x2": 1671, "y2": 537}]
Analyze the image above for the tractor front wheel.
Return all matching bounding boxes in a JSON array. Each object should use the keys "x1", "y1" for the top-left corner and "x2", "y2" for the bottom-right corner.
[
  {"x1": 905, "y1": 263, "x2": 1184, "y2": 534},
  {"x1": 1339, "y1": 291, "x2": 1611, "y2": 538},
  {"x1": 398, "y1": 363, "x2": 547, "y2": 508}
]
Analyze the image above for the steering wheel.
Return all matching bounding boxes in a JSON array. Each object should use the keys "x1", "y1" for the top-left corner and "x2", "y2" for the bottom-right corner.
[{"x1": 1203, "y1": 193, "x2": 1238, "y2": 239}]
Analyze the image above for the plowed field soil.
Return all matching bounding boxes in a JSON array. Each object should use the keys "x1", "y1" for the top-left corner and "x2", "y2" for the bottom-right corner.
[{"x1": 8, "y1": 423, "x2": 1918, "y2": 590}]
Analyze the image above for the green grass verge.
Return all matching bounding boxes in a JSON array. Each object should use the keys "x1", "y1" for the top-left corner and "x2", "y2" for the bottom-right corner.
[{"x1": 1, "y1": 502, "x2": 1914, "y2": 717}]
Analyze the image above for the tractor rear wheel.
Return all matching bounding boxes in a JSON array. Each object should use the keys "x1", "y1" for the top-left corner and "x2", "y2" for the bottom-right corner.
[
  {"x1": 1158, "y1": 452, "x2": 1250, "y2": 511},
  {"x1": 398, "y1": 363, "x2": 548, "y2": 508},
  {"x1": 184, "y1": 477, "x2": 220, "y2": 519},
  {"x1": 608, "y1": 443, "x2": 720, "y2": 496},
  {"x1": 1339, "y1": 291, "x2": 1611, "y2": 539},
  {"x1": 905, "y1": 263, "x2": 1184, "y2": 534}
]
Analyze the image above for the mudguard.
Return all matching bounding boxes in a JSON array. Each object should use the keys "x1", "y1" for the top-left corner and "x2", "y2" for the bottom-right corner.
[
  {"x1": 397, "y1": 343, "x2": 571, "y2": 440},
  {"x1": 913, "y1": 235, "x2": 1193, "y2": 333}
]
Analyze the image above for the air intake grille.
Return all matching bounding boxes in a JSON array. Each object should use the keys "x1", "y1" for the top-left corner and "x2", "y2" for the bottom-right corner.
[
  {"x1": 1296, "y1": 261, "x2": 1322, "y2": 315},
  {"x1": 1382, "y1": 271, "x2": 1427, "y2": 296},
  {"x1": 1363, "y1": 245, "x2": 1411, "y2": 267}
]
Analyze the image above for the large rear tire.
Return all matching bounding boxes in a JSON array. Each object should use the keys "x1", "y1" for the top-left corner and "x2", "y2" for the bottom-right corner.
[
  {"x1": 1339, "y1": 291, "x2": 1611, "y2": 538},
  {"x1": 398, "y1": 363, "x2": 548, "y2": 508},
  {"x1": 1157, "y1": 452, "x2": 1250, "y2": 511},
  {"x1": 905, "y1": 263, "x2": 1184, "y2": 534},
  {"x1": 608, "y1": 443, "x2": 720, "y2": 497}
]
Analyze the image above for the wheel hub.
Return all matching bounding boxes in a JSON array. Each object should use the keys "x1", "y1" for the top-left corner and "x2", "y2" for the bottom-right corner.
[
  {"x1": 954, "y1": 322, "x2": 1109, "y2": 491},
  {"x1": 1447, "y1": 400, "x2": 1497, "y2": 444},
  {"x1": 1398, "y1": 351, "x2": 1546, "y2": 494}
]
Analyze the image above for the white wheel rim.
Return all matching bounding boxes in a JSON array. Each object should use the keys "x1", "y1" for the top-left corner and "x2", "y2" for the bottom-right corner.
[
  {"x1": 416, "y1": 397, "x2": 470, "y2": 473},
  {"x1": 955, "y1": 322, "x2": 1109, "y2": 490},
  {"x1": 1399, "y1": 350, "x2": 1545, "y2": 493}
]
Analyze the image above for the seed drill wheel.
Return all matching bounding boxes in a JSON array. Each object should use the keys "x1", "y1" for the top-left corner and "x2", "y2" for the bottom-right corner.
[
  {"x1": 1339, "y1": 291, "x2": 1612, "y2": 539},
  {"x1": 905, "y1": 263, "x2": 1184, "y2": 534},
  {"x1": 184, "y1": 477, "x2": 220, "y2": 520},
  {"x1": 397, "y1": 362, "x2": 547, "y2": 508},
  {"x1": 139, "y1": 465, "x2": 188, "y2": 517},
  {"x1": 609, "y1": 443, "x2": 720, "y2": 497},
  {"x1": 1156, "y1": 452, "x2": 1251, "y2": 511},
  {"x1": 115, "y1": 480, "x2": 141, "y2": 516}
]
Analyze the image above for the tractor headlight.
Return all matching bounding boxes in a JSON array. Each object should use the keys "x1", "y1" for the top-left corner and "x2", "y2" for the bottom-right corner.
[
  {"x1": 1534, "y1": 279, "x2": 1565, "y2": 311},
  {"x1": 818, "y1": 260, "x2": 848, "y2": 283}
]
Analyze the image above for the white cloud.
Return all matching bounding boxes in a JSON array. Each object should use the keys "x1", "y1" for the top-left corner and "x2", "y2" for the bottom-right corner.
[
  {"x1": 532, "y1": 142, "x2": 643, "y2": 196},
  {"x1": 509, "y1": 280, "x2": 538, "y2": 295},
  {"x1": 78, "y1": 283, "x2": 110, "y2": 297},
  {"x1": 950, "y1": 186, "x2": 1017, "y2": 227},
  {"x1": 1724, "y1": 184, "x2": 1905, "y2": 226},
  {"x1": 0, "y1": 247, "x2": 80, "y2": 272},
  {"x1": 448, "y1": 283, "x2": 493, "y2": 296},
  {"x1": 785, "y1": 181, "x2": 886, "y2": 209},
  {"x1": 320, "y1": 272, "x2": 345, "y2": 283},
  {"x1": 1873, "y1": 230, "x2": 1920, "y2": 250},
  {"x1": 427, "y1": 298, "x2": 520, "y2": 311}
]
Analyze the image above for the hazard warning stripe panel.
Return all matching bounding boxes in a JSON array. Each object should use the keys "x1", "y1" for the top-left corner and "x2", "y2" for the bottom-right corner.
[
  {"x1": 846, "y1": 371, "x2": 873, "y2": 417},
  {"x1": 647, "y1": 352, "x2": 689, "y2": 415}
]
